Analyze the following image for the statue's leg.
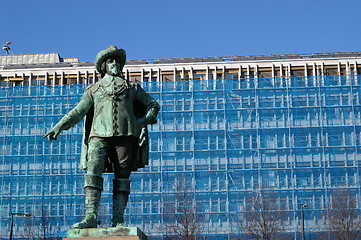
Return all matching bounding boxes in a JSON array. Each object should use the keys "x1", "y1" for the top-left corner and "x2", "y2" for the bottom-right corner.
[
  {"x1": 72, "y1": 175, "x2": 103, "y2": 229},
  {"x1": 112, "y1": 177, "x2": 131, "y2": 227},
  {"x1": 73, "y1": 137, "x2": 107, "y2": 229},
  {"x1": 110, "y1": 136, "x2": 135, "y2": 227}
]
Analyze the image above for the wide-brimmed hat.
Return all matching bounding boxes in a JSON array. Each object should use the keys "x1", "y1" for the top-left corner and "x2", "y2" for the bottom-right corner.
[{"x1": 95, "y1": 46, "x2": 126, "y2": 74}]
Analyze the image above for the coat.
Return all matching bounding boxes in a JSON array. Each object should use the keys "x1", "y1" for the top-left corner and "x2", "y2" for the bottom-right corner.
[{"x1": 53, "y1": 75, "x2": 160, "y2": 172}]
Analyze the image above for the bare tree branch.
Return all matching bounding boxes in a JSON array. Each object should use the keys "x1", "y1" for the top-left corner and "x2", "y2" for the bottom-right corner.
[
  {"x1": 31, "y1": 205, "x2": 58, "y2": 240},
  {"x1": 156, "y1": 179, "x2": 203, "y2": 240},
  {"x1": 240, "y1": 192, "x2": 286, "y2": 240},
  {"x1": 326, "y1": 190, "x2": 361, "y2": 240}
]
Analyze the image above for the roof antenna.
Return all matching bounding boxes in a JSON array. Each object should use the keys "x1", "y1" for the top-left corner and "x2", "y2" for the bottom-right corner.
[{"x1": 2, "y1": 42, "x2": 12, "y2": 55}]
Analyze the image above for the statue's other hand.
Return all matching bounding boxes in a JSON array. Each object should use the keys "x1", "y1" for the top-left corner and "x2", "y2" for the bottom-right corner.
[
  {"x1": 44, "y1": 127, "x2": 61, "y2": 142},
  {"x1": 139, "y1": 127, "x2": 147, "y2": 147}
]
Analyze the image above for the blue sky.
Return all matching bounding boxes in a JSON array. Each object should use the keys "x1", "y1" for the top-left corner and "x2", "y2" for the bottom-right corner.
[{"x1": 1, "y1": 0, "x2": 360, "y2": 61}]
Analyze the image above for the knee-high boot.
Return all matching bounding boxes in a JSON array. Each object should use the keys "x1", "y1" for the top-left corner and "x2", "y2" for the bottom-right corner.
[
  {"x1": 73, "y1": 175, "x2": 103, "y2": 229},
  {"x1": 112, "y1": 178, "x2": 131, "y2": 227}
]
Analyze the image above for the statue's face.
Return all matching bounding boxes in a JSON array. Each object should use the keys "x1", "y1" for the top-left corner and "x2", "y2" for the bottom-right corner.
[{"x1": 105, "y1": 58, "x2": 121, "y2": 76}]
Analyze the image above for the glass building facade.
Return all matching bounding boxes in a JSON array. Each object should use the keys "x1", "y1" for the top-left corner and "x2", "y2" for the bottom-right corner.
[{"x1": 0, "y1": 75, "x2": 361, "y2": 239}]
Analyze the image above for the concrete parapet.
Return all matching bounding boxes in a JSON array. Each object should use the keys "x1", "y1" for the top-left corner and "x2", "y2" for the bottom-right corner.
[{"x1": 66, "y1": 226, "x2": 147, "y2": 240}]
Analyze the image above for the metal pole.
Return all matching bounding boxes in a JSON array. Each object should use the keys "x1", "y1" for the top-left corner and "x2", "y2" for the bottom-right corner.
[
  {"x1": 301, "y1": 204, "x2": 307, "y2": 240},
  {"x1": 9, "y1": 214, "x2": 14, "y2": 240}
]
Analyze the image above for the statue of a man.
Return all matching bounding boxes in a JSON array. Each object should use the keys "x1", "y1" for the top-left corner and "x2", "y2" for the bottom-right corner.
[{"x1": 44, "y1": 46, "x2": 160, "y2": 229}]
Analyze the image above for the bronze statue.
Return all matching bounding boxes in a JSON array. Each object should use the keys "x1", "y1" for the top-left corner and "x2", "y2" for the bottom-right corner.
[{"x1": 44, "y1": 46, "x2": 160, "y2": 229}]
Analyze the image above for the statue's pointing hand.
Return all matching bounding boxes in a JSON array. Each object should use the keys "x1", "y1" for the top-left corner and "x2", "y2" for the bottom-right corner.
[{"x1": 44, "y1": 126, "x2": 62, "y2": 142}]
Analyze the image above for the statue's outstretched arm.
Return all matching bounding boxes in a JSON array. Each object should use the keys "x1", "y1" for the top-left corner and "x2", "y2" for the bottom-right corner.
[{"x1": 44, "y1": 90, "x2": 93, "y2": 142}]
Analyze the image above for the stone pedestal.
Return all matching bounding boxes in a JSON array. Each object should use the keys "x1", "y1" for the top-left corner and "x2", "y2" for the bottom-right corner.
[{"x1": 66, "y1": 226, "x2": 147, "y2": 240}]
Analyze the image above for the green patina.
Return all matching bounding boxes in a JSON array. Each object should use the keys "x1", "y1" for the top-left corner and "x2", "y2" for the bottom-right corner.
[{"x1": 45, "y1": 46, "x2": 159, "y2": 231}]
